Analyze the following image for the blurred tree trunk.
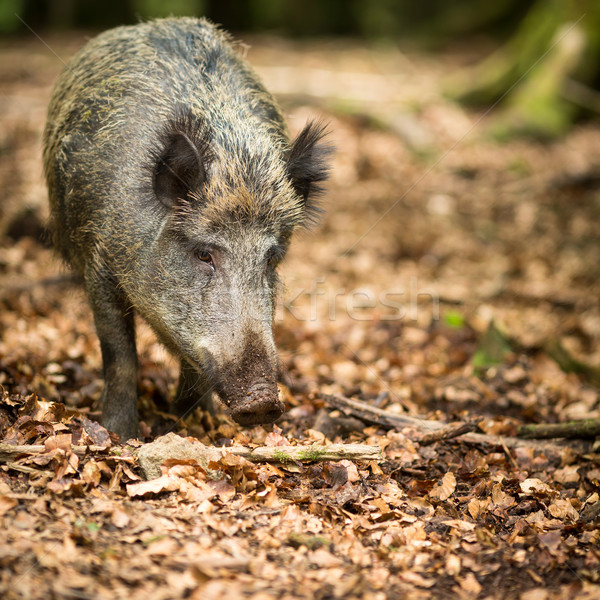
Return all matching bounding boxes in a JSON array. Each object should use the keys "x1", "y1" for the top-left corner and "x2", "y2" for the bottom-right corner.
[{"x1": 446, "y1": 0, "x2": 600, "y2": 138}]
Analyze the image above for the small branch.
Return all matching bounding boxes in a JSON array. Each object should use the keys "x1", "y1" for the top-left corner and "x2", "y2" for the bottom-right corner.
[
  {"x1": 227, "y1": 443, "x2": 382, "y2": 463},
  {"x1": 0, "y1": 443, "x2": 111, "y2": 461},
  {"x1": 321, "y1": 394, "x2": 592, "y2": 452},
  {"x1": 518, "y1": 419, "x2": 600, "y2": 440},
  {"x1": 417, "y1": 419, "x2": 483, "y2": 445},
  {"x1": 4, "y1": 462, "x2": 52, "y2": 475},
  {"x1": 1, "y1": 439, "x2": 382, "y2": 483},
  {"x1": 136, "y1": 434, "x2": 382, "y2": 480},
  {"x1": 322, "y1": 394, "x2": 444, "y2": 432}
]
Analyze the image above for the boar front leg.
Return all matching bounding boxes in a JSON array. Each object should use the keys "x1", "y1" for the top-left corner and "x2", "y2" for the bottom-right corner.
[
  {"x1": 172, "y1": 361, "x2": 215, "y2": 418},
  {"x1": 85, "y1": 273, "x2": 140, "y2": 441}
]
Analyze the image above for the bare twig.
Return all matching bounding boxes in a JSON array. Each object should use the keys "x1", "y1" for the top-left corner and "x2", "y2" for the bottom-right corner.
[
  {"x1": 0, "y1": 440, "x2": 382, "y2": 467},
  {"x1": 0, "y1": 443, "x2": 110, "y2": 461},
  {"x1": 227, "y1": 443, "x2": 382, "y2": 463},
  {"x1": 417, "y1": 418, "x2": 483, "y2": 445},
  {"x1": 4, "y1": 462, "x2": 51, "y2": 475},
  {"x1": 321, "y1": 394, "x2": 444, "y2": 432},
  {"x1": 321, "y1": 394, "x2": 592, "y2": 452},
  {"x1": 517, "y1": 419, "x2": 600, "y2": 440}
]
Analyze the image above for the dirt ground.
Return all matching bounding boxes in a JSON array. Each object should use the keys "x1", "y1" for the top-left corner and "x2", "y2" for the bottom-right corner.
[{"x1": 0, "y1": 30, "x2": 599, "y2": 600}]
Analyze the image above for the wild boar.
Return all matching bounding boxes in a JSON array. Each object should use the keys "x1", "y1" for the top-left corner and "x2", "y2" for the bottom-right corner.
[{"x1": 43, "y1": 17, "x2": 331, "y2": 439}]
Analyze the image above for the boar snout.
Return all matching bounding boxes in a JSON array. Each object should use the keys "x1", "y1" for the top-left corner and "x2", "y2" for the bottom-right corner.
[
  {"x1": 212, "y1": 337, "x2": 283, "y2": 426},
  {"x1": 230, "y1": 380, "x2": 284, "y2": 426}
]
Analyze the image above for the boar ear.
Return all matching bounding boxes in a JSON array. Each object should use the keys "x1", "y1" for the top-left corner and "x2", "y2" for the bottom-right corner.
[
  {"x1": 287, "y1": 121, "x2": 333, "y2": 220},
  {"x1": 153, "y1": 131, "x2": 206, "y2": 208}
]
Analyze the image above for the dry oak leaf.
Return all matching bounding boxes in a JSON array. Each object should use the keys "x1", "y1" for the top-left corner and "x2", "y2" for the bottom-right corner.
[
  {"x1": 547, "y1": 499, "x2": 579, "y2": 521},
  {"x1": 520, "y1": 478, "x2": 553, "y2": 494},
  {"x1": 0, "y1": 495, "x2": 17, "y2": 515},
  {"x1": 491, "y1": 483, "x2": 516, "y2": 510},
  {"x1": 468, "y1": 497, "x2": 490, "y2": 519},
  {"x1": 429, "y1": 471, "x2": 456, "y2": 501},
  {"x1": 145, "y1": 537, "x2": 179, "y2": 557},
  {"x1": 127, "y1": 474, "x2": 181, "y2": 498},
  {"x1": 111, "y1": 508, "x2": 131, "y2": 528},
  {"x1": 459, "y1": 572, "x2": 482, "y2": 595}
]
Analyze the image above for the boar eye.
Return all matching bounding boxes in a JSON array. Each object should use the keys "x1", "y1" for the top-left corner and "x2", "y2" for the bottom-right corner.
[{"x1": 195, "y1": 249, "x2": 214, "y2": 267}]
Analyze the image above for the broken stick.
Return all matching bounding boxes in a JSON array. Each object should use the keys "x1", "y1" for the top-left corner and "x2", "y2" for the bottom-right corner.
[
  {"x1": 321, "y1": 393, "x2": 592, "y2": 452},
  {"x1": 0, "y1": 440, "x2": 381, "y2": 466},
  {"x1": 517, "y1": 418, "x2": 600, "y2": 440},
  {"x1": 228, "y1": 443, "x2": 382, "y2": 462},
  {"x1": 417, "y1": 419, "x2": 483, "y2": 445}
]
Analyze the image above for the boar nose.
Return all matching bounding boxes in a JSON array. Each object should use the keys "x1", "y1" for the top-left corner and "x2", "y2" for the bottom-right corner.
[{"x1": 230, "y1": 381, "x2": 284, "y2": 425}]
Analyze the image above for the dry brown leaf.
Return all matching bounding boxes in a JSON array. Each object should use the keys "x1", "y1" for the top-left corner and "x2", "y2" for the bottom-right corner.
[
  {"x1": 446, "y1": 553, "x2": 461, "y2": 576},
  {"x1": 127, "y1": 475, "x2": 181, "y2": 498},
  {"x1": 547, "y1": 499, "x2": 579, "y2": 521},
  {"x1": 339, "y1": 459, "x2": 360, "y2": 482},
  {"x1": 491, "y1": 483, "x2": 516, "y2": 510},
  {"x1": 468, "y1": 498, "x2": 490, "y2": 519},
  {"x1": 263, "y1": 430, "x2": 291, "y2": 446},
  {"x1": 400, "y1": 571, "x2": 435, "y2": 588},
  {"x1": 429, "y1": 471, "x2": 456, "y2": 501},
  {"x1": 552, "y1": 465, "x2": 580, "y2": 485},
  {"x1": 0, "y1": 495, "x2": 17, "y2": 515},
  {"x1": 459, "y1": 572, "x2": 482, "y2": 595},
  {"x1": 145, "y1": 537, "x2": 179, "y2": 556},
  {"x1": 520, "y1": 478, "x2": 553, "y2": 494},
  {"x1": 111, "y1": 508, "x2": 130, "y2": 528},
  {"x1": 82, "y1": 459, "x2": 101, "y2": 487}
]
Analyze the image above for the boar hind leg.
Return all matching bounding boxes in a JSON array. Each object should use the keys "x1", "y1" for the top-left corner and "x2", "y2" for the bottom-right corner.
[
  {"x1": 172, "y1": 361, "x2": 215, "y2": 418},
  {"x1": 86, "y1": 274, "x2": 140, "y2": 441}
]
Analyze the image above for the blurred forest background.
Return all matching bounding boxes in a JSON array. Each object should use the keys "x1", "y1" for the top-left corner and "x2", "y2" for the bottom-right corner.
[
  {"x1": 2, "y1": 0, "x2": 600, "y2": 138},
  {"x1": 0, "y1": 0, "x2": 537, "y2": 37}
]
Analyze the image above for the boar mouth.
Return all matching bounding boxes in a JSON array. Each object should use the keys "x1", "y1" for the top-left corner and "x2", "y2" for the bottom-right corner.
[{"x1": 229, "y1": 380, "x2": 284, "y2": 425}]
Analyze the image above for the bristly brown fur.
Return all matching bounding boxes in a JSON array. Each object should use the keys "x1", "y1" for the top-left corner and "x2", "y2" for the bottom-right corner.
[
  {"x1": 42, "y1": 17, "x2": 333, "y2": 440},
  {"x1": 148, "y1": 111, "x2": 332, "y2": 233}
]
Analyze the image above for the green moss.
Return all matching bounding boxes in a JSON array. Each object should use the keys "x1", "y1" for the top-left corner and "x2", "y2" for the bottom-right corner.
[
  {"x1": 273, "y1": 449, "x2": 292, "y2": 463},
  {"x1": 297, "y1": 447, "x2": 327, "y2": 462}
]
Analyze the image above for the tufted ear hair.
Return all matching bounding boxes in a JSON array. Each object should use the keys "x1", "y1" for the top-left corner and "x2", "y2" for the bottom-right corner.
[
  {"x1": 152, "y1": 109, "x2": 212, "y2": 208},
  {"x1": 286, "y1": 121, "x2": 333, "y2": 223},
  {"x1": 154, "y1": 131, "x2": 206, "y2": 208}
]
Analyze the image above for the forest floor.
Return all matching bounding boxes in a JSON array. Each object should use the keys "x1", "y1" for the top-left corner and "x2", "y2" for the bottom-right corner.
[{"x1": 0, "y1": 31, "x2": 599, "y2": 600}]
